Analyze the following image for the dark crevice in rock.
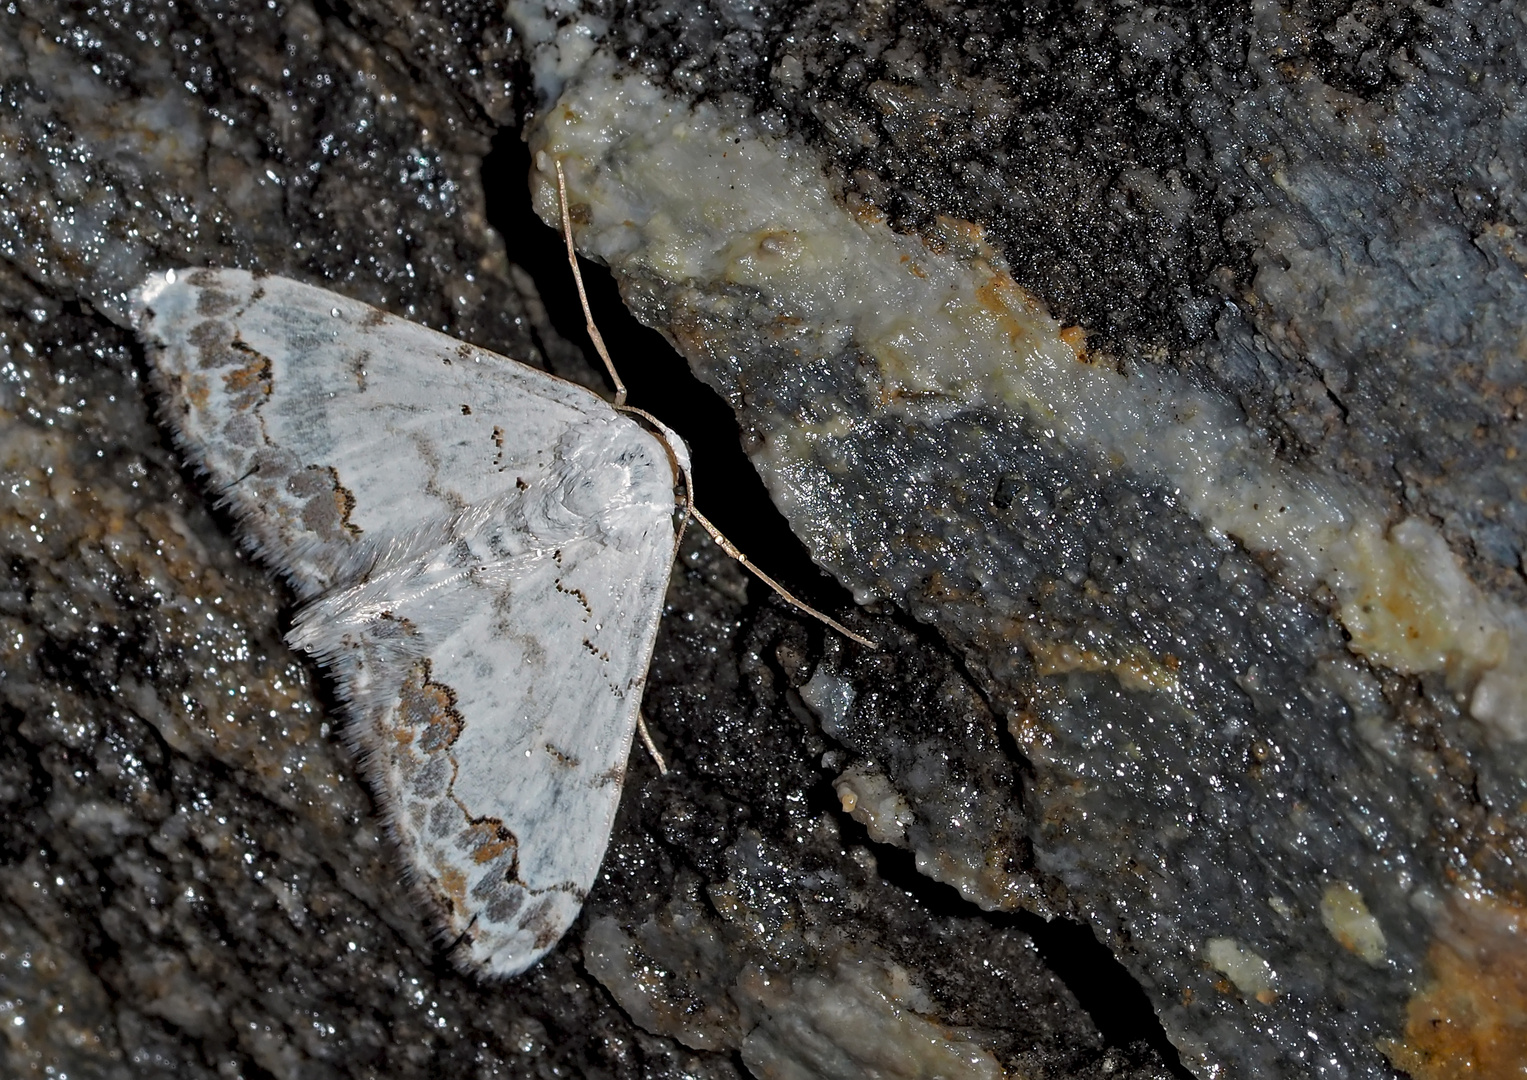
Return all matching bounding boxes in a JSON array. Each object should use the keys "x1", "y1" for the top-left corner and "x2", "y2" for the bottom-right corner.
[
  {"x1": 0, "y1": 706, "x2": 51, "y2": 865},
  {"x1": 480, "y1": 125, "x2": 863, "y2": 620},
  {"x1": 1018, "y1": 914, "x2": 1193, "y2": 1079},
  {"x1": 831, "y1": 790, "x2": 1191, "y2": 1077}
]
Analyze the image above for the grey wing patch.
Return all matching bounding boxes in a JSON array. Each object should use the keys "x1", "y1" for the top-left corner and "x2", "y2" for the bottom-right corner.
[
  {"x1": 383, "y1": 657, "x2": 582, "y2": 959},
  {"x1": 132, "y1": 271, "x2": 364, "y2": 595}
]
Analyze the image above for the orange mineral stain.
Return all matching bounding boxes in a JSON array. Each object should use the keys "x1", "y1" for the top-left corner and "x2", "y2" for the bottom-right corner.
[
  {"x1": 1059, "y1": 324, "x2": 1088, "y2": 360},
  {"x1": 1381, "y1": 891, "x2": 1527, "y2": 1079}
]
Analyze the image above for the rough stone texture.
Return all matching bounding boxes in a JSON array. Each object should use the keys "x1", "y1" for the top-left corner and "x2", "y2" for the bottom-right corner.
[
  {"x1": 589, "y1": 544, "x2": 1171, "y2": 1078},
  {"x1": 6, "y1": 0, "x2": 1527, "y2": 1076},
  {"x1": 0, "y1": 2, "x2": 1183, "y2": 1078},
  {"x1": 513, "y1": 0, "x2": 1527, "y2": 1075},
  {"x1": 603, "y1": 0, "x2": 1527, "y2": 603},
  {"x1": 630, "y1": 290, "x2": 1508, "y2": 1072}
]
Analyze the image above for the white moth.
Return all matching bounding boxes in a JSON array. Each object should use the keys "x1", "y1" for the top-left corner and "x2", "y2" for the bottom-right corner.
[
  {"x1": 131, "y1": 166, "x2": 871, "y2": 978},
  {"x1": 132, "y1": 264, "x2": 693, "y2": 977}
]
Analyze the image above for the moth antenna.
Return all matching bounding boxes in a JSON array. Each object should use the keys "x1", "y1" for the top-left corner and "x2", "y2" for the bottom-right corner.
[
  {"x1": 689, "y1": 506, "x2": 879, "y2": 650},
  {"x1": 556, "y1": 166, "x2": 874, "y2": 652},
  {"x1": 615, "y1": 405, "x2": 871, "y2": 647},
  {"x1": 636, "y1": 714, "x2": 669, "y2": 775},
  {"x1": 556, "y1": 159, "x2": 627, "y2": 407}
]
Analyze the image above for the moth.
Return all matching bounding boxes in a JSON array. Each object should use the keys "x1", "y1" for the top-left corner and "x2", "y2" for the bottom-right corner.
[{"x1": 131, "y1": 169, "x2": 869, "y2": 977}]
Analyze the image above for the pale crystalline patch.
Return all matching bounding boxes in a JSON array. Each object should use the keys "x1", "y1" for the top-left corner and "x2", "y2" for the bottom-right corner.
[
  {"x1": 132, "y1": 267, "x2": 691, "y2": 977},
  {"x1": 1204, "y1": 937, "x2": 1279, "y2": 1003},
  {"x1": 833, "y1": 765, "x2": 914, "y2": 847},
  {"x1": 1320, "y1": 882, "x2": 1388, "y2": 966}
]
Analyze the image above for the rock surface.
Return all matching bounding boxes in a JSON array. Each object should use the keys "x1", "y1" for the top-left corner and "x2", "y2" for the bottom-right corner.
[
  {"x1": 0, "y1": 1, "x2": 1177, "y2": 1077},
  {"x1": 2, "y1": 0, "x2": 1525, "y2": 1077},
  {"x1": 517, "y1": 0, "x2": 1527, "y2": 1075}
]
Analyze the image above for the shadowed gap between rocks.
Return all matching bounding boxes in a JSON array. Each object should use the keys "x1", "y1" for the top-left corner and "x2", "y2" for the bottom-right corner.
[
  {"x1": 819, "y1": 769, "x2": 1191, "y2": 1078},
  {"x1": 481, "y1": 124, "x2": 1192, "y2": 1077},
  {"x1": 480, "y1": 128, "x2": 853, "y2": 617}
]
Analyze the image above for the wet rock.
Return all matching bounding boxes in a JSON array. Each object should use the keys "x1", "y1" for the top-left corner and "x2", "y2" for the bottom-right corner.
[
  {"x1": 0, "y1": 2, "x2": 1182, "y2": 1078},
  {"x1": 517, "y1": 0, "x2": 1527, "y2": 1075}
]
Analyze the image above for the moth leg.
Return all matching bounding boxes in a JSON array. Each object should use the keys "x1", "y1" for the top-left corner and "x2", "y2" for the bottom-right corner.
[{"x1": 635, "y1": 712, "x2": 667, "y2": 776}]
